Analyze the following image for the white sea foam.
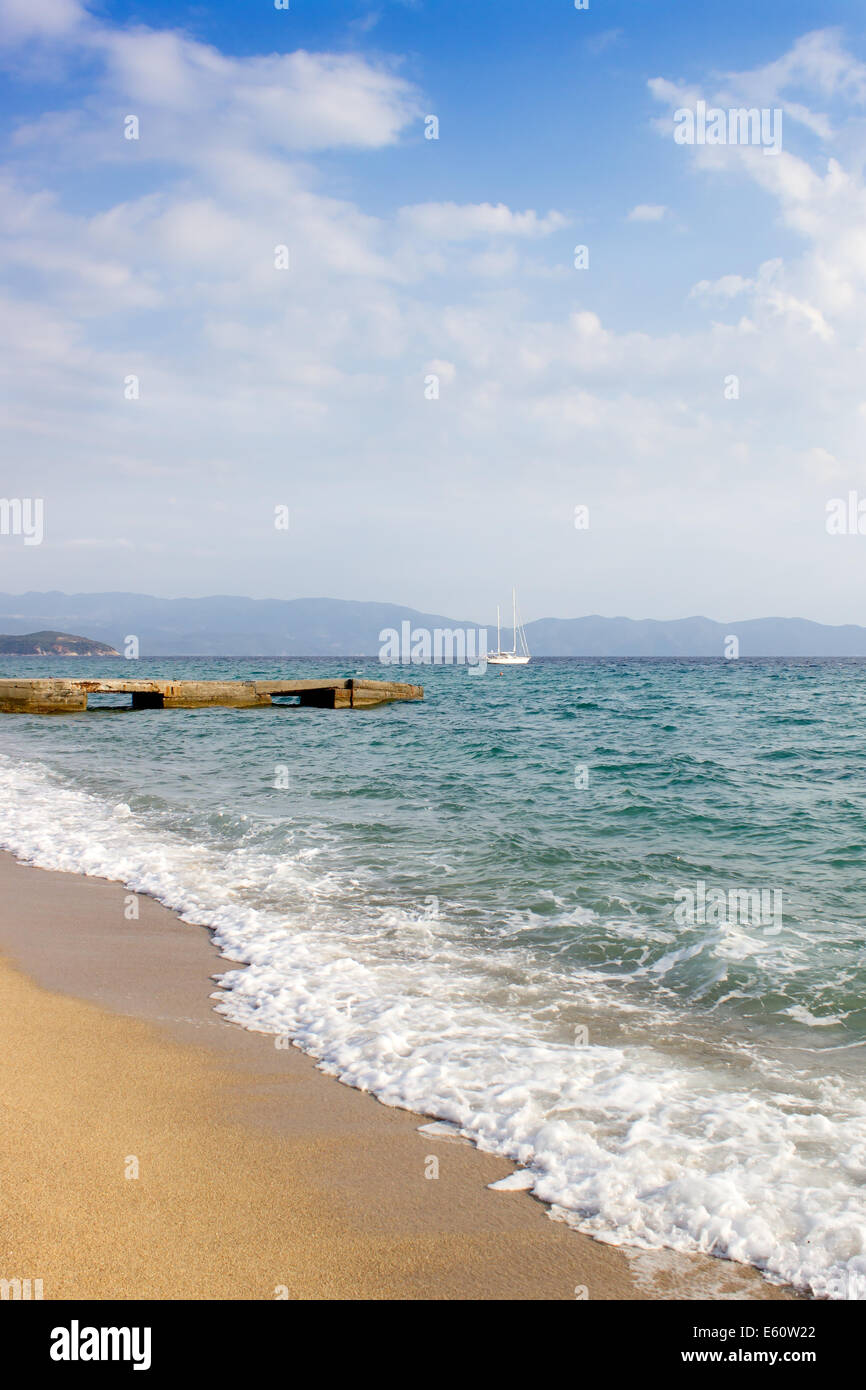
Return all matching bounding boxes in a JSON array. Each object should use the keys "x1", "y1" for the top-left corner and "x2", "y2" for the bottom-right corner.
[
  {"x1": 783, "y1": 1004, "x2": 844, "y2": 1027},
  {"x1": 489, "y1": 1170, "x2": 535, "y2": 1191},
  {"x1": 0, "y1": 751, "x2": 864, "y2": 1301}
]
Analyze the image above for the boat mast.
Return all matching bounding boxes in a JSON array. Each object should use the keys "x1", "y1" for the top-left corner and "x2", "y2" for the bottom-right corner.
[
  {"x1": 512, "y1": 587, "x2": 517, "y2": 655},
  {"x1": 497, "y1": 605, "x2": 501, "y2": 655}
]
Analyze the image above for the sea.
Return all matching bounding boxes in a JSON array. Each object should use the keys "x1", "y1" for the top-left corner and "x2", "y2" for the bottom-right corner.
[{"x1": 1, "y1": 655, "x2": 865, "y2": 1299}]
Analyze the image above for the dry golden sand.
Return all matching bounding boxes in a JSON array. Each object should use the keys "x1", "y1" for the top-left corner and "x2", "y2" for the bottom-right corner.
[{"x1": 0, "y1": 852, "x2": 793, "y2": 1300}]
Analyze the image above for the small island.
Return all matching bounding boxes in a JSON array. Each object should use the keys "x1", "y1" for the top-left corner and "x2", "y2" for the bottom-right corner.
[{"x1": 0, "y1": 630, "x2": 120, "y2": 657}]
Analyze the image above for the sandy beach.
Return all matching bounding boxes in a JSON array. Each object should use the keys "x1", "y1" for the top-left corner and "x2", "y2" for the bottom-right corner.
[{"x1": 0, "y1": 850, "x2": 793, "y2": 1301}]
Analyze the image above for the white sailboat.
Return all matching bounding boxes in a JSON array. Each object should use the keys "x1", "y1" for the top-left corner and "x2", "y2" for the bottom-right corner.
[{"x1": 486, "y1": 588, "x2": 531, "y2": 666}]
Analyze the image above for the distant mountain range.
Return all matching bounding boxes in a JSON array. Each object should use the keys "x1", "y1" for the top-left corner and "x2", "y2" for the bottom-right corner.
[
  {"x1": 0, "y1": 593, "x2": 865, "y2": 658},
  {"x1": 0, "y1": 629, "x2": 119, "y2": 656}
]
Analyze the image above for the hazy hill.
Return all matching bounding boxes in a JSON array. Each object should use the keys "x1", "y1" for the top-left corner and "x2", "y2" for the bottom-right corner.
[
  {"x1": 527, "y1": 614, "x2": 866, "y2": 657},
  {"x1": 0, "y1": 593, "x2": 865, "y2": 657},
  {"x1": 0, "y1": 594, "x2": 478, "y2": 657}
]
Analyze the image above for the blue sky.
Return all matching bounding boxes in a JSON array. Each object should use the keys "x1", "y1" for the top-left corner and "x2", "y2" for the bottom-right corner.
[{"x1": 2, "y1": 0, "x2": 866, "y2": 622}]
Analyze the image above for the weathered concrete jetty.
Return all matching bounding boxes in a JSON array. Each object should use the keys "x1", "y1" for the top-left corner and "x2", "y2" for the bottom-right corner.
[{"x1": 0, "y1": 677, "x2": 423, "y2": 714}]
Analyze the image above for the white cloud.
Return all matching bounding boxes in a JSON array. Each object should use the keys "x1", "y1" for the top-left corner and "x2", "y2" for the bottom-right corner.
[
  {"x1": 627, "y1": 203, "x2": 667, "y2": 222},
  {"x1": 718, "y1": 28, "x2": 866, "y2": 111},
  {"x1": 1, "y1": 1, "x2": 422, "y2": 152},
  {"x1": 690, "y1": 274, "x2": 755, "y2": 300},
  {"x1": 0, "y1": 0, "x2": 86, "y2": 41},
  {"x1": 96, "y1": 39, "x2": 422, "y2": 149},
  {"x1": 398, "y1": 202, "x2": 567, "y2": 240}
]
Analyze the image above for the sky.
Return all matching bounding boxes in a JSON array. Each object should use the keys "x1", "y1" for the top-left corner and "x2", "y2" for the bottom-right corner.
[{"x1": 2, "y1": 0, "x2": 866, "y2": 623}]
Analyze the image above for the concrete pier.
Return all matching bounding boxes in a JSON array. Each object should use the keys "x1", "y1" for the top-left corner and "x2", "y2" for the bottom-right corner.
[{"x1": 0, "y1": 677, "x2": 423, "y2": 715}]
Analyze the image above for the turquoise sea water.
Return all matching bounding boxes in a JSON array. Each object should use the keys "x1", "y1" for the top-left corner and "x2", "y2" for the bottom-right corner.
[{"x1": 1, "y1": 656, "x2": 865, "y2": 1296}]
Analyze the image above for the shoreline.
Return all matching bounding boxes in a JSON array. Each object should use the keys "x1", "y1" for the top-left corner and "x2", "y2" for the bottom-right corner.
[{"x1": 0, "y1": 849, "x2": 794, "y2": 1300}]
